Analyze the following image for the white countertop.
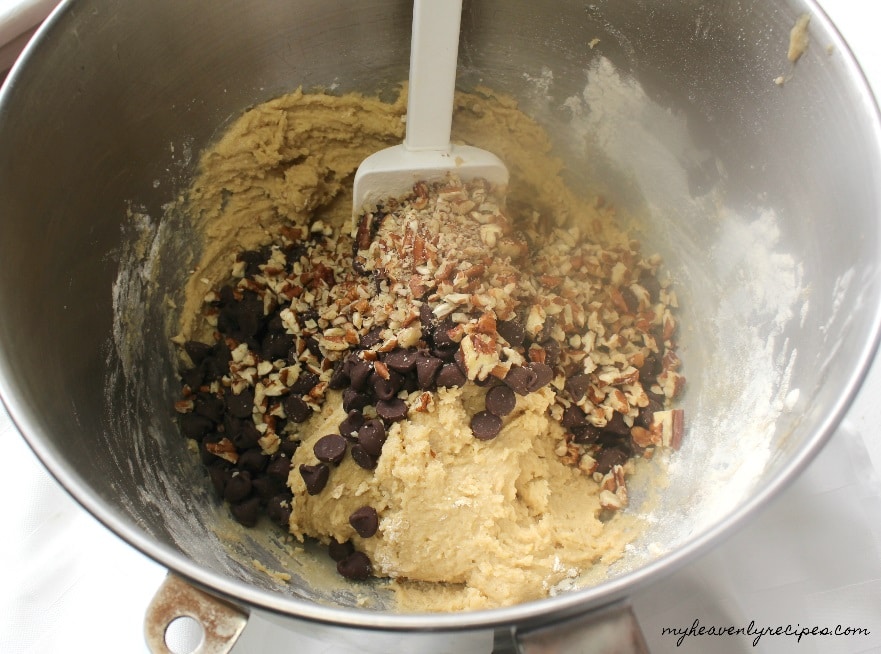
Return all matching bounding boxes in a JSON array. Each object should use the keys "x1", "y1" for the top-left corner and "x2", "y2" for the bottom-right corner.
[{"x1": 2, "y1": 2, "x2": 881, "y2": 653}]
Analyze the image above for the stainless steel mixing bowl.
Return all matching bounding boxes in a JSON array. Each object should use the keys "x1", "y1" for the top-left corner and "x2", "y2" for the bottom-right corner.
[{"x1": 1, "y1": 0, "x2": 880, "y2": 651}]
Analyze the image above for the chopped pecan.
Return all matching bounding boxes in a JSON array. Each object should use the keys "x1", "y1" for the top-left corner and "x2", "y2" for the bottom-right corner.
[
  {"x1": 651, "y1": 408, "x2": 685, "y2": 450},
  {"x1": 460, "y1": 333, "x2": 499, "y2": 381},
  {"x1": 205, "y1": 438, "x2": 238, "y2": 464}
]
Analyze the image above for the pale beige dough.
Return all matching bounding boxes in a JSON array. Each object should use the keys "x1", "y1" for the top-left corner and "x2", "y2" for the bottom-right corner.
[{"x1": 290, "y1": 384, "x2": 638, "y2": 610}]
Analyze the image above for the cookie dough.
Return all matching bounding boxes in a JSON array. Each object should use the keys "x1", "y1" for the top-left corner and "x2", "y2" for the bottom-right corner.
[
  {"x1": 289, "y1": 384, "x2": 632, "y2": 610},
  {"x1": 174, "y1": 86, "x2": 684, "y2": 611}
]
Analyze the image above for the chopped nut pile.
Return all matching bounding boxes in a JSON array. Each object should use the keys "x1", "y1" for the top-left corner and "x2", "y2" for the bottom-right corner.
[{"x1": 174, "y1": 176, "x2": 685, "y2": 580}]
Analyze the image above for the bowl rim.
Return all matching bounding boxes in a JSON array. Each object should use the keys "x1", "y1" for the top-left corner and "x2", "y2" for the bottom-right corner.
[{"x1": 2, "y1": 0, "x2": 881, "y2": 634}]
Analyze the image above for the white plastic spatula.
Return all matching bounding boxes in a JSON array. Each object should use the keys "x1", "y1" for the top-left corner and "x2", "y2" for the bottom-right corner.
[{"x1": 352, "y1": 0, "x2": 509, "y2": 216}]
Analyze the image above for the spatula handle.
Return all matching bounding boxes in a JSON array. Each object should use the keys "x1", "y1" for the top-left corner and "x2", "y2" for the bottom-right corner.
[{"x1": 403, "y1": 0, "x2": 463, "y2": 152}]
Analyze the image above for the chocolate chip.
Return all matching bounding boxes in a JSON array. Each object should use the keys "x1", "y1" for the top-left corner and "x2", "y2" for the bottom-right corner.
[
  {"x1": 536, "y1": 315, "x2": 556, "y2": 344},
  {"x1": 226, "y1": 412, "x2": 246, "y2": 436},
  {"x1": 525, "y1": 362, "x2": 553, "y2": 392},
  {"x1": 351, "y1": 445, "x2": 378, "y2": 470},
  {"x1": 415, "y1": 352, "x2": 443, "y2": 389},
  {"x1": 561, "y1": 404, "x2": 587, "y2": 429},
  {"x1": 280, "y1": 438, "x2": 300, "y2": 459},
  {"x1": 215, "y1": 308, "x2": 236, "y2": 340},
  {"x1": 403, "y1": 373, "x2": 419, "y2": 394},
  {"x1": 497, "y1": 319, "x2": 525, "y2": 347},
  {"x1": 572, "y1": 423, "x2": 602, "y2": 445},
  {"x1": 431, "y1": 343, "x2": 459, "y2": 362},
  {"x1": 595, "y1": 447, "x2": 629, "y2": 474},
  {"x1": 208, "y1": 463, "x2": 231, "y2": 496},
  {"x1": 604, "y1": 412, "x2": 631, "y2": 436},
  {"x1": 485, "y1": 385, "x2": 516, "y2": 417},
  {"x1": 453, "y1": 348, "x2": 468, "y2": 375},
  {"x1": 283, "y1": 395, "x2": 312, "y2": 423},
  {"x1": 376, "y1": 398, "x2": 408, "y2": 422},
  {"x1": 232, "y1": 291, "x2": 264, "y2": 338},
  {"x1": 180, "y1": 413, "x2": 214, "y2": 441},
  {"x1": 358, "y1": 419, "x2": 387, "y2": 457},
  {"x1": 432, "y1": 319, "x2": 457, "y2": 350},
  {"x1": 328, "y1": 539, "x2": 355, "y2": 562},
  {"x1": 266, "y1": 310, "x2": 286, "y2": 333},
  {"x1": 230, "y1": 496, "x2": 261, "y2": 527},
  {"x1": 359, "y1": 326, "x2": 384, "y2": 350},
  {"x1": 266, "y1": 493, "x2": 292, "y2": 527},
  {"x1": 231, "y1": 419, "x2": 261, "y2": 450},
  {"x1": 194, "y1": 392, "x2": 225, "y2": 423},
  {"x1": 238, "y1": 248, "x2": 268, "y2": 276},
  {"x1": 203, "y1": 346, "x2": 231, "y2": 382},
  {"x1": 349, "y1": 506, "x2": 379, "y2": 538},
  {"x1": 539, "y1": 339, "x2": 561, "y2": 367},
  {"x1": 262, "y1": 332, "x2": 294, "y2": 361},
  {"x1": 289, "y1": 371, "x2": 319, "y2": 395},
  {"x1": 503, "y1": 365, "x2": 535, "y2": 396},
  {"x1": 184, "y1": 340, "x2": 213, "y2": 366},
  {"x1": 342, "y1": 388, "x2": 371, "y2": 413},
  {"x1": 641, "y1": 353, "x2": 662, "y2": 380},
  {"x1": 600, "y1": 432, "x2": 631, "y2": 454},
  {"x1": 385, "y1": 348, "x2": 418, "y2": 373},
  {"x1": 299, "y1": 463, "x2": 330, "y2": 494},
  {"x1": 339, "y1": 410, "x2": 365, "y2": 440},
  {"x1": 224, "y1": 470, "x2": 252, "y2": 503},
  {"x1": 566, "y1": 373, "x2": 592, "y2": 401},
  {"x1": 635, "y1": 402, "x2": 659, "y2": 429},
  {"x1": 284, "y1": 242, "x2": 306, "y2": 265},
  {"x1": 436, "y1": 362, "x2": 467, "y2": 388},
  {"x1": 419, "y1": 303, "x2": 436, "y2": 332},
  {"x1": 252, "y1": 474, "x2": 286, "y2": 501},
  {"x1": 313, "y1": 434, "x2": 347, "y2": 464},
  {"x1": 226, "y1": 388, "x2": 255, "y2": 419},
  {"x1": 646, "y1": 385, "x2": 666, "y2": 405},
  {"x1": 328, "y1": 361, "x2": 350, "y2": 389},
  {"x1": 237, "y1": 448, "x2": 268, "y2": 474},
  {"x1": 266, "y1": 453, "x2": 292, "y2": 481},
  {"x1": 180, "y1": 366, "x2": 205, "y2": 390},
  {"x1": 620, "y1": 286, "x2": 639, "y2": 313},
  {"x1": 348, "y1": 360, "x2": 373, "y2": 392},
  {"x1": 471, "y1": 410, "x2": 503, "y2": 440},
  {"x1": 217, "y1": 285, "x2": 236, "y2": 306},
  {"x1": 337, "y1": 551, "x2": 372, "y2": 580},
  {"x1": 371, "y1": 369, "x2": 402, "y2": 401},
  {"x1": 305, "y1": 335, "x2": 322, "y2": 358}
]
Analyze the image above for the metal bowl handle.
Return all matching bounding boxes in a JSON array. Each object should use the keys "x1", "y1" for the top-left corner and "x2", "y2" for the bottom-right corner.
[
  {"x1": 513, "y1": 601, "x2": 649, "y2": 653},
  {"x1": 144, "y1": 574, "x2": 248, "y2": 654}
]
